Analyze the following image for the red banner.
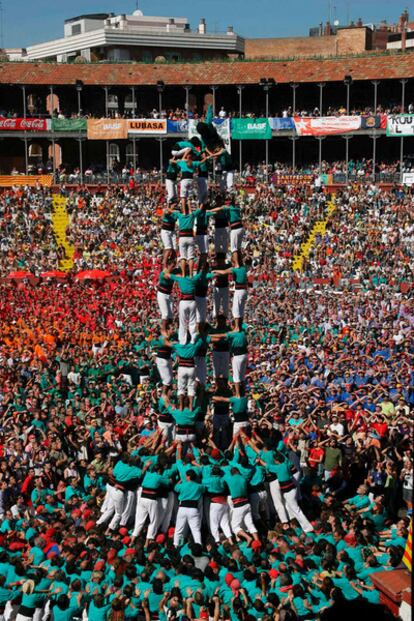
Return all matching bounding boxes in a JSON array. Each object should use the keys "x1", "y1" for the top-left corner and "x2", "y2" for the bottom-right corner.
[
  {"x1": 0, "y1": 118, "x2": 49, "y2": 131},
  {"x1": 293, "y1": 116, "x2": 361, "y2": 136}
]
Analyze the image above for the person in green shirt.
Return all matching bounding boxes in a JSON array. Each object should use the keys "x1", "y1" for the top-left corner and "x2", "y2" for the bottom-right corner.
[
  {"x1": 213, "y1": 259, "x2": 248, "y2": 331},
  {"x1": 165, "y1": 159, "x2": 179, "y2": 205},
  {"x1": 177, "y1": 152, "x2": 202, "y2": 214},
  {"x1": 323, "y1": 438, "x2": 342, "y2": 480},
  {"x1": 173, "y1": 469, "x2": 205, "y2": 547},
  {"x1": 164, "y1": 270, "x2": 205, "y2": 345}
]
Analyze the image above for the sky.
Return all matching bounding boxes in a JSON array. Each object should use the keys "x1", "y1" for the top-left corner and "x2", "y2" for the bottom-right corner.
[{"x1": 1, "y1": 0, "x2": 410, "y2": 48}]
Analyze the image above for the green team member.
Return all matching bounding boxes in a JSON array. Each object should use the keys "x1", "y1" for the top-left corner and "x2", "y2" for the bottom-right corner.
[
  {"x1": 177, "y1": 152, "x2": 202, "y2": 212},
  {"x1": 165, "y1": 159, "x2": 179, "y2": 204},
  {"x1": 173, "y1": 469, "x2": 205, "y2": 547}
]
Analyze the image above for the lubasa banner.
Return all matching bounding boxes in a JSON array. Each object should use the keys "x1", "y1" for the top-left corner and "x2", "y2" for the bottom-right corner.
[
  {"x1": 188, "y1": 118, "x2": 231, "y2": 153},
  {"x1": 128, "y1": 119, "x2": 167, "y2": 134},
  {"x1": 293, "y1": 116, "x2": 361, "y2": 136},
  {"x1": 231, "y1": 118, "x2": 272, "y2": 140},
  {"x1": 386, "y1": 114, "x2": 414, "y2": 136}
]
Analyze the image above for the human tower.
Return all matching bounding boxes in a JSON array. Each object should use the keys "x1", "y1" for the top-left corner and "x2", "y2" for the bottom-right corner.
[{"x1": 96, "y1": 130, "x2": 314, "y2": 548}]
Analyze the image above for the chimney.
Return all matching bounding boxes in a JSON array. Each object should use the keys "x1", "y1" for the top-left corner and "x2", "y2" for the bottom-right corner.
[
  {"x1": 198, "y1": 18, "x2": 206, "y2": 34},
  {"x1": 324, "y1": 21, "x2": 331, "y2": 35},
  {"x1": 357, "y1": 17, "x2": 363, "y2": 27},
  {"x1": 104, "y1": 18, "x2": 111, "y2": 27},
  {"x1": 166, "y1": 18, "x2": 176, "y2": 32},
  {"x1": 120, "y1": 14, "x2": 127, "y2": 29},
  {"x1": 227, "y1": 25, "x2": 234, "y2": 35}
]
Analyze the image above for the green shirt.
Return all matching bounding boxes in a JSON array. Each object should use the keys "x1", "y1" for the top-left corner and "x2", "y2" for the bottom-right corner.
[{"x1": 232, "y1": 266, "x2": 248, "y2": 285}]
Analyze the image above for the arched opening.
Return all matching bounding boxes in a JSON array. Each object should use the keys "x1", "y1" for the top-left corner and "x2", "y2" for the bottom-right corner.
[
  {"x1": 46, "y1": 93, "x2": 60, "y2": 116},
  {"x1": 29, "y1": 143, "x2": 42, "y2": 160},
  {"x1": 48, "y1": 142, "x2": 62, "y2": 168}
]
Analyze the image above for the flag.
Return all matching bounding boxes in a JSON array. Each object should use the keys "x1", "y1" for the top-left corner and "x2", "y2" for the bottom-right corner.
[{"x1": 403, "y1": 519, "x2": 412, "y2": 571}]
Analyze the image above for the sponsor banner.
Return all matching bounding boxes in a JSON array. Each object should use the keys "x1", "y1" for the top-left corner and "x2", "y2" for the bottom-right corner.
[
  {"x1": 271, "y1": 174, "x2": 314, "y2": 185},
  {"x1": 402, "y1": 172, "x2": 414, "y2": 185},
  {"x1": 87, "y1": 119, "x2": 128, "y2": 140},
  {"x1": 231, "y1": 118, "x2": 272, "y2": 140},
  {"x1": 0, "y1": 174, "x2": 53, "y2": 187},
  {"x1": 360, "y1": 114, "x2": 387, "y2": 130},
  {"x1": 188, "y1": 118, "x2": 231, "y2": 153},
  {"x1": 51, "y1": 118, "x2": 87, "y2": 132},
  {"x1": 293, "y1": 116, "x2": 361, "y2": 136},
  {"x1": 167, "y1": 119, "x2": 189, "y2": 133},
  {"x1": 268, "y1": 117, "x2": 295, "y2": 131},
  {"x1": 386, "y1": 113, "x2": 414, "y2": 136},
  {"x1": 0, "y1": 118, "x2": 49, "y2": 131},
  {"x1": 128, "y1": 119, "x2": 167, "y2": 134}
]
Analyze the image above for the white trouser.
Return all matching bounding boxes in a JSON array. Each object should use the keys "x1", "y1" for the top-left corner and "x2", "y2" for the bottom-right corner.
[
  {"x1": 178, "y1": 299, "x2": 197, "y2": 344},
  {"x1": 195, "y1": 296, "x2": 207, "y2": 323},
  {"x1": 213, "y1": 350, "x2": 230, "y2": 378},
  {"x1": 214, "y1": 227, "x2": 228, "y2": 254},
  {"x1": 33, "y1": 608, "x2": 43, "y2": 621},
  {"x1": 213, "y1": 287, "x2": 229, "y2": 318},
  {"x1": 233, "y1": 420, "x2": 249, "y2": 436},
  {"x1": 174, "y1": 506, "x2": 202, "y2": 546},
  {"x1": 158, "y1": 420, "x2": 175, "y2": 442},
  {"x1": 178, "y1": 236, "x2": 195, "y2": 261},
  {"x1": 283, "y1": 487, "x2": 313, "y2": 532},
  {"x1": 165, "y1": 179, "x2": 177, "y2": 203},
  {"x1": 172, "y1": 147, "x2": 190, "y2": 158},
  {"x1": 161, "y1": 229, "x2": 176, "y2": 250},
  {"x1": 175, "y1": 432, "x2": 196, "y2": 443},
  {"x1": 120, "y1": 489, "x2": 136, "y2": 526},
  {"x1": 156, "y1": 356, "x2": 173, "y2": 386},
  {"x1": 220, "y1": 170, "x2": 234, "y2": 192},
  {"x1": 16, "y1": 614, "x2": 32, "y2": 621},
  {"x1": 232, "y1": 289, "x2": 247, "y2": 319},
  {"x1": 4, "y1": 602, "x2": 18, "y2": 621},
  {"x1": 230, "y1": 228, "x2": 244, "y2": 253},
  {"x1": 100, "y1": 483, "x2": 111, "y2": 514},
  {"x1": 132, "y1": 496, "x2": 160, "y2": 539},
  {"x1": 209, "y1": 502, "x2": 232, "y2": 542},
  {"x1": 197, "y1": 176, "x2": 209, "y2": 203},
  {"x1": 249, "y1": 490, "x2": 269, "y2": 522},
  {"x1": 195, "y1": 234, "x2": 208, "y2": 254},
  {"x1": 269, "y1": 479, "x2": 289, "y2": 523},
  {"x1": 180, "y1": 178, "x2": 193, "y2": 198},
  {"x1": 231, "y1": 501, "x2": 257, "y2": 534},
  {"x1": 96, "y1": 484, "x2": 125, "y2": 530},
  {"x1": 158, "y1": 492, "x2": 176, "y2": 533},
  {"x1": 232, "y1": 353, "x2": 248, "y2": 383},
  {"x1": 157, "y1": 291, "x2": 173, "y2": 320},
  {"x1": 195, "y1": 356, "x2": 207, "y2": 385},
  {"x1": 177, "y1": 365, "x2": 196, "y2": 396}
]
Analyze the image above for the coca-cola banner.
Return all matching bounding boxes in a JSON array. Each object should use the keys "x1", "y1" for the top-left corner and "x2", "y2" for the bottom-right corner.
[
  {"x1": 0, "y1": 118, "x2": 50, "y2": 131},
  {"x1": 293, "y1": 116, "x2": 361, "y2": 136}
]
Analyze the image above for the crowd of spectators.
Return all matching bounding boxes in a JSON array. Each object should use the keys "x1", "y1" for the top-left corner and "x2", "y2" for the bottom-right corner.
[
  {"x1": 0, "y1": 177, "x2": 411, "y2": 621},
  {"x1": 1, "y1": 100, "x2": 413, "y2": 121}
]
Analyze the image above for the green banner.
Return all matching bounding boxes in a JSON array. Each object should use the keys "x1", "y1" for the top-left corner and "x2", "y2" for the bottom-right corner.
[
  {"x1": 231, "y1": 118, "x2": 272, "y2": 140},
  {"x1": 51, "y1": 118, "x2": 87, "y2": 132}
]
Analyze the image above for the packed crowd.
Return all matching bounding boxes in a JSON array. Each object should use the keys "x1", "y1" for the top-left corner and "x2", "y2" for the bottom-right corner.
[
  {"x1": 11, "y1": 157, "x2": 407, "y2": 184},
  {"x1": 0, "y1": 139, "x2": 412, "y2": 621},
  {"x1": 2, "y1": 99, "x2": 413, "y2": 122}
]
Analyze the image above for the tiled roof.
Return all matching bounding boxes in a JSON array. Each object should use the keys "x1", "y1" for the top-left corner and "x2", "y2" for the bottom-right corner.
[{"x1": 0, "y1": 53, "x2": 412, "y2": 86}]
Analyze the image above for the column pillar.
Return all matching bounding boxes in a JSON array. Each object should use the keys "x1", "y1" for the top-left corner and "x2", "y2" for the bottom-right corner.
[{"x1": 237, "y1": 85, "x2": 244, "y2": 175}]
